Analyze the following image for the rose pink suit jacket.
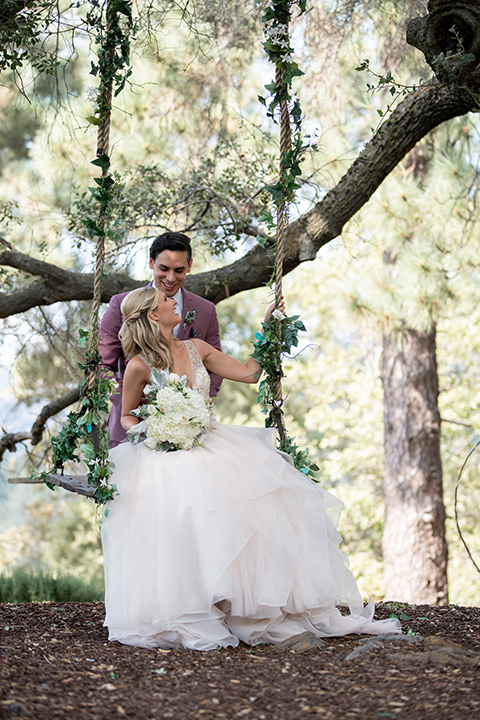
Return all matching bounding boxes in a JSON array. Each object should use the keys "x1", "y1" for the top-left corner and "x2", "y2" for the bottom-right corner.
[{"x1": 99, "y1": 286, "x2": 222, "y2": 447}]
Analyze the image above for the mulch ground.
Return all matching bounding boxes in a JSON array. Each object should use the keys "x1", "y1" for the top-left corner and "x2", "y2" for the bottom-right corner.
[{"x1": 1, "y1": 602, "x2": 479, "y2": 719}]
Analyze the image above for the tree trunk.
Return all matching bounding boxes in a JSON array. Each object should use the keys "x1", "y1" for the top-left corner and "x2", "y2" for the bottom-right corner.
[{"x1": 381, "y1": 326, "x2": 448, "y2": 604}]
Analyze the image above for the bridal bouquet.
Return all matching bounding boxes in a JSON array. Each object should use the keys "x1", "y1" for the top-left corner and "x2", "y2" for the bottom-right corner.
[{"x1": 127, "y1": 368, "x2": 211, "y2": 452}]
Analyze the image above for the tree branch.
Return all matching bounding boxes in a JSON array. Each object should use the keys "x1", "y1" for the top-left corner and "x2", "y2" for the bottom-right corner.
[
  {"x1": 0, "y1": 78, "x2": 473, "y2": 485},
  {"x1": 3, "y1": 1, "x2": 479, "y2": 463},
  {"x1": 186, "y1": 82, "x2": 478, "y2": 302},
  {"x1": 0, "y1": 251, "x2": 143, "y2": 318},
  {"x1": 1, "y1": 83, "x2": 476, "y2": 316},
  {"x1": 30, "y1": 386, "x2": 82, "y2": 445},
  {"x1": 0, "y1": 386, "x2": 82, "y2": 461},
  {"x1": 0, "y1": 432, "x2": 31, "y2": 461}
]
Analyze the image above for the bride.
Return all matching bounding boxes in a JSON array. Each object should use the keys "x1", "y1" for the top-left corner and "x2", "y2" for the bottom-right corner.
[{"x1": 101, "y1": 285, "x2": 400, "y2": 650}]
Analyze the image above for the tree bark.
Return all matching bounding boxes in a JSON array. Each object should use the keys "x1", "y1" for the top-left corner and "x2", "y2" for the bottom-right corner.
[
  {"x1": 407, "y1": 0, "x2": 480, "y2": 89},
  {"x1": 0, "y1": 248, "x2": 142, "y2": 319},
  {"x1": 381, "y1": 326, "x2": 448, "y2": 604}
]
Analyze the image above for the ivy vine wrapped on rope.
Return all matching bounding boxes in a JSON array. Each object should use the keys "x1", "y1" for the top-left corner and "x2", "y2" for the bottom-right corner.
[
  {"x1": 37, "y1": 0, "x2": 134, "y2": 505},
  {"x1": 256, "y1": 0, "x2": 319, "y2": 480},
  {"x1": 251, "y1": 313, "x2": 319, "y2": 480}
]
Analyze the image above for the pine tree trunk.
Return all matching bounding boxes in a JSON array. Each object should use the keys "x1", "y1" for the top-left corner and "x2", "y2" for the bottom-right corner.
[{"x1": 381, "y1": 326, "x2": 448, "y2": 604}]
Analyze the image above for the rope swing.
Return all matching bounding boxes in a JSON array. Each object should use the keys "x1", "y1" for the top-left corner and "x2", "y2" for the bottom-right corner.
[
  {"x1": 252, "y1": 1, "x2": 318, "y2": 479},
  {"x1": 33, "y1": 0, "x2": 134, "y2": 503},
  {"x1": 16, "y1": 0, "x2": 318, "y2": 500},
  {"x1": 271, "y1": 58, "x2": 292, "y2": 445},
  {"x1": 84, "y1": 0, "x2": 115, "y2": 452}
]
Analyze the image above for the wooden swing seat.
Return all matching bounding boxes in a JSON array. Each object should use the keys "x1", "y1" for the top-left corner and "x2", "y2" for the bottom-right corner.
[{"x1": 8, "y1": 474, "x2": 95, "y2": 497}]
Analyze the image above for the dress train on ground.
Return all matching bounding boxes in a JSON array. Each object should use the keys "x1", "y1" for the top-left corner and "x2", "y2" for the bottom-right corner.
[{"x1": 102, "y1": 420, "x2": 400, "y2": 650}]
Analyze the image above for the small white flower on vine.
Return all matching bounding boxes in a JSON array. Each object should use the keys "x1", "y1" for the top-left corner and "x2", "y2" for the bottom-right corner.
[
  {"x1": 272, "y1": 309, "x2": 286, "y2": 321},
  {"x1": 266, "y1": 24, "x2": 290, "y2": 49}
]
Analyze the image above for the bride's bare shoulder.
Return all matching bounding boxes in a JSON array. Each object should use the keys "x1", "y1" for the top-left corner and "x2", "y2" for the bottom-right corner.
[
  {"x1": 125, "y1": 354, "x2": 151, "y2": 378},
  {"x1": 188, "y1": 338, "x2": 209, "y2": 356}
]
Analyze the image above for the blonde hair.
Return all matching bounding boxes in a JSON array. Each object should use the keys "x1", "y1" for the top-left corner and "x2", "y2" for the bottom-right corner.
[{"x1": 119, "y1": 286, "x2": 173, "y2": 370}]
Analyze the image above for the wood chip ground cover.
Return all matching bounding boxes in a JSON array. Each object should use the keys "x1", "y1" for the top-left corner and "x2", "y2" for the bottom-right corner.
[{"x1": 1, "y1": 603, "x2": 479, "y2": 719}]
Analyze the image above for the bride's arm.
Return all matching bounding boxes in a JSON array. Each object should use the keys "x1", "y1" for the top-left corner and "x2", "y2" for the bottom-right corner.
[
  {"x1": 120, "y1": 356, "x2": 150, "y2": 431},
  {"x1": 194, "y1": 341, "x2": 263, "y2": 384},
  {"x1": 192, "y1": 299, "x2": 285, "y2": 384}
]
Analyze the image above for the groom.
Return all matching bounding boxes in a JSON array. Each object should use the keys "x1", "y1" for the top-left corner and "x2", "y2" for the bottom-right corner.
[{"x1": 99, "y1": 231, "x2": 222, "y2": 447}]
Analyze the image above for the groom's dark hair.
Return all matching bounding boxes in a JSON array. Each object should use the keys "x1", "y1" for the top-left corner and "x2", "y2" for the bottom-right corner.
[{"x1": 149, "y1": 232, "x2": 192, "y2": 263}]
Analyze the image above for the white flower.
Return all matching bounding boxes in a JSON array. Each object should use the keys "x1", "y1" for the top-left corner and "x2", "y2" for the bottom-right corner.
[
  {"x1": 272, "y1": 309, "x2": 286, "y2": 321},
  {"x1": 266, "y1": 24, "x2": 290, "y2": 49},
  {"x1": 168, "y1": 372, "x2": 183, "y2": 383},
  {"x1": 129, "y1": 369, "x2": 211, "y2": 452}
]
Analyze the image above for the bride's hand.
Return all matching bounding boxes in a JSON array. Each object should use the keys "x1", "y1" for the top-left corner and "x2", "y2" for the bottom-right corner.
[{"x1": 264, "y1": 296, "x2": 286, "y2": 323}]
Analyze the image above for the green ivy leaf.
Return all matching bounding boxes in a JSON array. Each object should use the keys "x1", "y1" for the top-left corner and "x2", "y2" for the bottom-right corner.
[{"x1": 91, "y1": 152, "x2": 111, "y2": 173}]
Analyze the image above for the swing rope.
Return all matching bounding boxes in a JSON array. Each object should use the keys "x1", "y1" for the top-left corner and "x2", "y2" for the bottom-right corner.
[
  {"x1": 275, "y1": 61, "x2": 291, "y2": 300},
  {"x1": 83, "y1": 2, "x2": 115, "y2": 466},
  {"x1": 85, "y1": 3, "x2": 115, "y2": 394},
  {"x1": 275, "y1": 58, "x2": 292, "y2": 306},
  {"x1": 253, "y1": 1, "x2": 319, "y2": 479},
  {"x1": 87, "y1": 111, "x2": 111, "y2": 364},
  {"x1": 31, "y1": 0, "x2": 133, "y2": 503},
  {"x1": 271, "y1": 58, "x2": 292, "y2": 444}
]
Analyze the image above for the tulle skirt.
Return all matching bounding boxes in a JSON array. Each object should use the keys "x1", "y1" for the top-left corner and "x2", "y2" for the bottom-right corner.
[{"x1": 101, "y1": 421, "x2": 400, "y2": 650}]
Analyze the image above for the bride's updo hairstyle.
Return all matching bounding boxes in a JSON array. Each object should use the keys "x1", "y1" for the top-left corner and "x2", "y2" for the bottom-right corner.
[{"x1": 119, "y1": 287, "x2": 173, "y2": 370}]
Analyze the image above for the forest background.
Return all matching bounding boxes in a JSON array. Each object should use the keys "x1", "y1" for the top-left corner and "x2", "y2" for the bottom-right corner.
[{"x1": 0, "y1": 0, "x2": 479, "y2": 606}]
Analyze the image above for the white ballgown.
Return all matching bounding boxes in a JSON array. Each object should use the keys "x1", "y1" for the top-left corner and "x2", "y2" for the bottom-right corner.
[{"x1": 101, "y1": 341, "x2": 400, "y2": 650}]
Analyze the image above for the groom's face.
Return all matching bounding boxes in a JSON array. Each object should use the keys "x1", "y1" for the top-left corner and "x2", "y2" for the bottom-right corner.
[{"x1": 149, "y1": 250, "x2": 193, "y2": 297}]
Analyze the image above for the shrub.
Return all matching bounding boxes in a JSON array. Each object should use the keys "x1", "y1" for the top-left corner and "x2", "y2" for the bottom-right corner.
[{"x1": 0, "y1": 567, "x2": 104, "y2": 602}]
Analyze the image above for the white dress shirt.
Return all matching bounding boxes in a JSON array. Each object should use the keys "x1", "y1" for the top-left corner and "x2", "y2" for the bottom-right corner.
[{"x1": 172, "y1": 288, "x2": 183, "y2": 338}]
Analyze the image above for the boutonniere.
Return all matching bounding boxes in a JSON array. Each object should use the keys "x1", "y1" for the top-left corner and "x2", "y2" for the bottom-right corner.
[{"x1": 183, "y1": 309, "x2": 197, "y2": 328}]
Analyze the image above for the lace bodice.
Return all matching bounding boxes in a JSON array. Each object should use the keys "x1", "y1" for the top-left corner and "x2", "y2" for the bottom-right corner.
[
  {"x1": 184, "y1": 340, "x2": 211, "y2": 400},
  {"x1": 139, "y1": 340, "x2": 210, "y2": 400}
]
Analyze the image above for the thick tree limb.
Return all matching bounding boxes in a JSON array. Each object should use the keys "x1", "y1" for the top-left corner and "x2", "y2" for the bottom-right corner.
[
  {"x1": 186, "y1": 82, "x2": 478, "y2": 302},
  {"x1": 1, "y1": 85, "x2": 475, "y2": 458},
  {"x1": 1, "y1": 82, "x2": 477, "y2": 316},
  {"x1": 1, "y1": 7, "x2": 478, "y2": 448},
  {"x1": 0, "y1": 252, "x2": 142, "y2": 319}
]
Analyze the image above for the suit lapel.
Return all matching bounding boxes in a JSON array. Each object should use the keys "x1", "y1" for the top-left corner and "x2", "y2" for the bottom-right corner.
[{"x1": 182, "y1": 289, "x2": 195, "y2": 315}]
